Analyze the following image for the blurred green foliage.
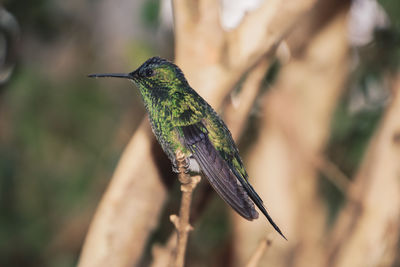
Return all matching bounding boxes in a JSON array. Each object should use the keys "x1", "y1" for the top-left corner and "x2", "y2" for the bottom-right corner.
[
  {"x1": 0, "y1": 0, "x2": 162, "y2": 266},
  {"x1": 141, "y1": 0, "x2": 160, "y2": 28},
  {"x1": 0, "y1": 67, "x2": 122, "y2": 266}
]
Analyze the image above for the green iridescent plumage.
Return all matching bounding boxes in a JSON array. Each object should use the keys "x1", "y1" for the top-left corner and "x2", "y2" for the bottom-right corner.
[{"x1": 89, "y1": 57, "x2": 286, "y2": 240}]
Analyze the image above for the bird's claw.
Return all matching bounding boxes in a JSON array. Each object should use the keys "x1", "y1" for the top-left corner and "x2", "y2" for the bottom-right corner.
[
  {"x1": 183, "y1": 157, "x2": 190, "y2": 169},
  {"x1": 172, "y1": 157, "x2": 190, "y2": 174},
  {"x1": 172, "y1": 160, "x2": 180, "y2": 174}
]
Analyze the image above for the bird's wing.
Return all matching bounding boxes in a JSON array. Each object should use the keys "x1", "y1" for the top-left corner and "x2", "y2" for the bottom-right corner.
[
  {"x1": 201, "y1": 114, "x2": 287, "y2": 240},
  {"x1": 181, "y1": 123, "x2": 259, "y2": 220}
]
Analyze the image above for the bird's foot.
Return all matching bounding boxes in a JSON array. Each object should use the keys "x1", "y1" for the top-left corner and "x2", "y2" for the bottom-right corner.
[
  {"x1": 172, "y1": 161, "x2": 180, "y2": 174},
  {"x1": 172, "y1": 157, "x2": 190, "y2": 174}
]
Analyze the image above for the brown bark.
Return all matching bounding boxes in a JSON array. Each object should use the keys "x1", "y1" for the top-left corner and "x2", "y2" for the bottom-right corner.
[{"x1": 170, "y1": 151, "x2": 201, "y2": 267}]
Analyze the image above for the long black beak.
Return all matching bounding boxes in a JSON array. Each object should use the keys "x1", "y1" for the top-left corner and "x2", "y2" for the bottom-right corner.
[{"x1": 88, "y1": 73, "x2": 133, "y2": 79}]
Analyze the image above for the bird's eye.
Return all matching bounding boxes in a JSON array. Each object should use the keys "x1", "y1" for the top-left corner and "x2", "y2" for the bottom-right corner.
[{"x1": 145, "y1": 69, "x2": 155, "y2": 77}]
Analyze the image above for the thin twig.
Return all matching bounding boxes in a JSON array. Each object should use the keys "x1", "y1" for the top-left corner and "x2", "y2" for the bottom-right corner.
[
  {"x1": 313, "y1": 156, "x2": 350, "y2": 194},
  {"x1": 170, "y1": 150, "x2": 201, "y2": 267},
  {"x1": 245, "y1": 237, "x2": 272, "y2": 267}
]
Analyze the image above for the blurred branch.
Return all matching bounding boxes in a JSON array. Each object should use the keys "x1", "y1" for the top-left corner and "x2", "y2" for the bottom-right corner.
[
  {"x1": 325, "y1": 74, "x2": 400, "y2": 267},
  {"x1": 224, "y1": 57, "x2": 271, "y2": 140},
  {"x1": 78, "y1": 122, "x2": 168, "y2": 267},
  {"x1": 313, "y1": 156, "x2": 350, "y2": 194},
  {"x1": 233, "y1": 5, "x2": 350, "y2": 267},
  {"x1": 227, "y1": 0, "x2": 316, "y2": 70},
  {"x1": 245, "y1": 237, "x2": 272, "y2": 267},
  {"x1": 170, "y1": 150, "x2": 201, "y2": 267},
  {"x1": 151, "y1": 234, "x2": 177, "y2": 267}
]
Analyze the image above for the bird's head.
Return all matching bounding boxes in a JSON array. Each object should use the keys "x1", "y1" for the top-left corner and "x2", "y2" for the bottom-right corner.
[{"x1": 89, "y1": 57, "x2": 189, "y2": 100}]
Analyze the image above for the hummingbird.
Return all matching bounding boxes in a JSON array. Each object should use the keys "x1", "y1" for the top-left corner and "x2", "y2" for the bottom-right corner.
[{"x1": 89, "y1": 56, "x2": 286, "y2": 239}]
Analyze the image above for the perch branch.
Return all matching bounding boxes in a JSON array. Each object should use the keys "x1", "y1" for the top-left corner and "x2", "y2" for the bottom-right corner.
[{"x1": 170, "y1": 150, "x2": 201, "y2": 267}]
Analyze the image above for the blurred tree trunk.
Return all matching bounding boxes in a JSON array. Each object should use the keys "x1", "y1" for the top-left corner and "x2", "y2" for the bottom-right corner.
[
  {"x1": 232, "y1": 2, "x2": 350, "y2": 266},
  {"x1": 78, "y1": 122, "x2": 169, "y2": 267}
]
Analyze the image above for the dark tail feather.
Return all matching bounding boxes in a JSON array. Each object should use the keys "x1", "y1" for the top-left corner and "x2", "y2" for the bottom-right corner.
[
  {"x1": 258, "y1": 202, "x2": 287, "y2": 240},
  {"x1": 231, "y1": 168, "x2": 287, "y2": 240}
]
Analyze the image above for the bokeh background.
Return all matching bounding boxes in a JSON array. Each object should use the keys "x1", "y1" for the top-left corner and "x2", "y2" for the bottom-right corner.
[{"x1": 1, "y1": 0, "x2": 399, "y2": 267}]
